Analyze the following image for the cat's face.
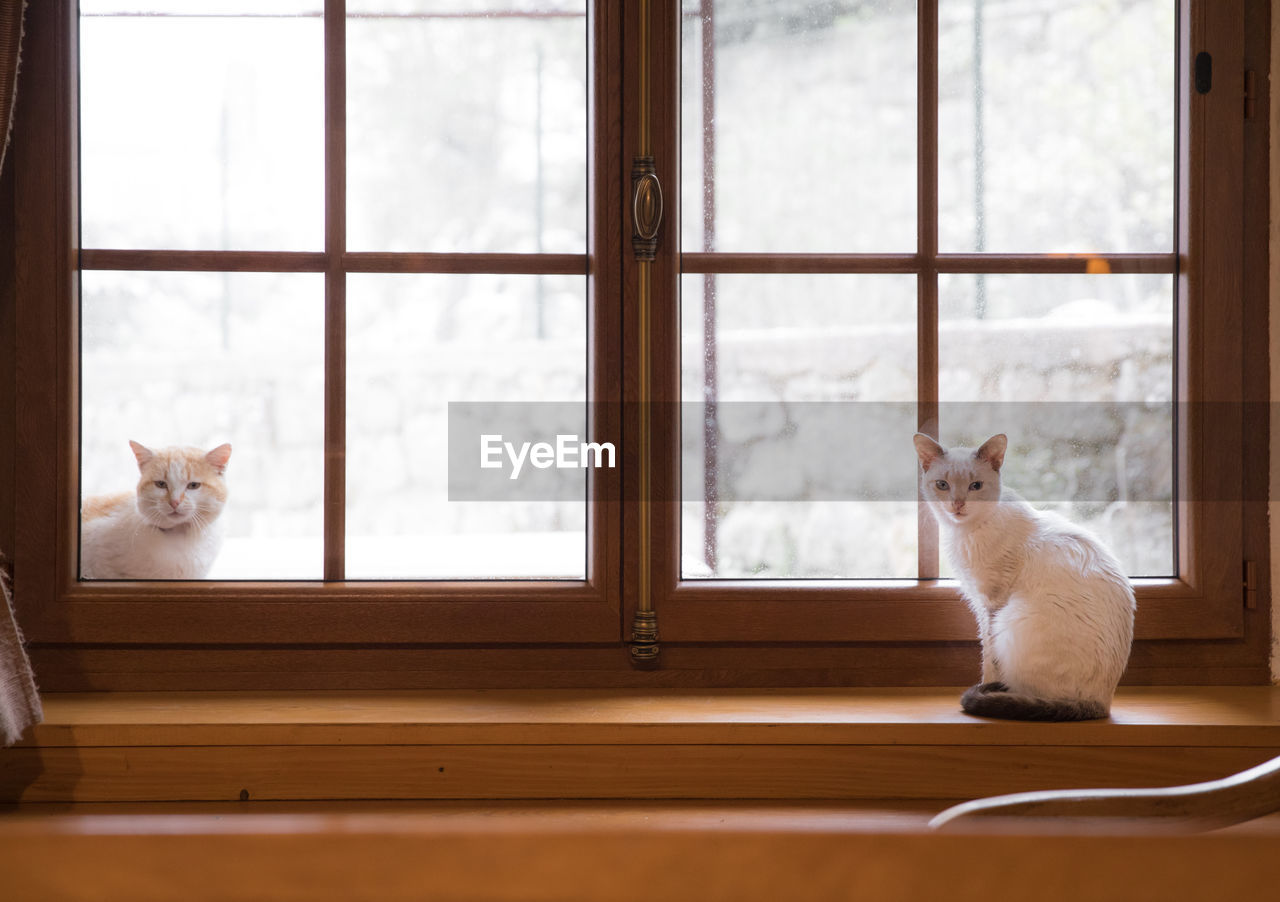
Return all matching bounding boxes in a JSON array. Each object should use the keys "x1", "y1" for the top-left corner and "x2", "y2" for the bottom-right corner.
[
  {"x1": 913, "y1": 433, "x2": 1006, "y2": 526},
  {"x1": 130, "y1": 441, "x2": 232, "y2": 531}
]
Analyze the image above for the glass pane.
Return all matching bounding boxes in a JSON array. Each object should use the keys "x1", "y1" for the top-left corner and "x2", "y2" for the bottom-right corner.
[
  {"x1": 682, "y1": 274, "x2": 918, "y2": 578},
  {"x1": 938, "y1": 0, "x2": 1175, "y2": 252},
  {"x1": 80, "y1": 272, "x2": 325, "y2": 579},
  {"x1": 79, "y1": 6, "x2": 324, "y2": 250},
  {"x1": 347, "y1": 1, "x2": 588, "y2": 253},
  {"x1": 681, "y1": 0, "x2": 917, "y2": 253},
  {"x1": 346, "y1": 273, "x2": 588, "y2": 579},
  {"x1": 937, "y1": 273, "x2": 1175, "y2": 576}
]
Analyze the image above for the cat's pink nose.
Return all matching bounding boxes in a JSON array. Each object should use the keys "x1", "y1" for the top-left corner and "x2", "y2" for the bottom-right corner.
[{"x1": 169, "y1": 497, "x2": 182, "y2": 510}]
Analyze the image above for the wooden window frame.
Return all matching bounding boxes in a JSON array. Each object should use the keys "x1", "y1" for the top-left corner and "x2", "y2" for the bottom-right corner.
[
  {"x1": 11, "y1": 1, "x2": 625, "y2": 646},
  {"x1": 2, "y1": 0, "x2": 1270, "y2": 689},
  {"x1": 642, "y1": 0, "x2": 1262, "y2": 648}
]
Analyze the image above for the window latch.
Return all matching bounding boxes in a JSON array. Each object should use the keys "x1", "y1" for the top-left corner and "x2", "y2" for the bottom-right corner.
[{"x1": 631, "y1": 156, "x2": 663, "y2": 262}]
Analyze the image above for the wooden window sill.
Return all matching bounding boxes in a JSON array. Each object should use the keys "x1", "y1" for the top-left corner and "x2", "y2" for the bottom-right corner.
[
  {"x1": 3, "y1": 686, "x2": 1279, "y2": 805},
  {"x1": 4, "y1": 687, "x2": 1280, "y2": 899}
]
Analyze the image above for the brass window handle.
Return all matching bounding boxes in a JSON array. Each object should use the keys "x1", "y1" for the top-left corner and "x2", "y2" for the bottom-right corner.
[{"x1": 631, "y1": 156, "x2": 662, "y2": 261}]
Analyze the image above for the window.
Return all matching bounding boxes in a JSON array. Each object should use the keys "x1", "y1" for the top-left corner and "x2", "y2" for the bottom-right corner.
[
  {"x1": 5, "y1": 0, "x2": 1269, "y2": 688},
  {"x1": 77, "y1": 2, "x2": 596, "y2": 583},
  {"x1": 645, "y1": 0, "x2": 1263, "y2": 657}
]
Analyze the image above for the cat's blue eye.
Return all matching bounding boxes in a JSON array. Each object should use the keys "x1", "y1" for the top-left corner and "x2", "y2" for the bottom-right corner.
[
  {"x1": 187, "y1": 482, "x2": 201, "y2": 490},
  {"x1": 154, "y1": 480, "x2": 166, "y2": 489},
  {"x1": 970, "y1": 481, "x2": 983, "y2": 491},
  {"x1": 934, "y1": 480, "x2": 948, "y2": 490}
]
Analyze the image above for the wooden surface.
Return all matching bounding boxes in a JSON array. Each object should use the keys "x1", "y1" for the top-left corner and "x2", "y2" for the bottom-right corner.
[
  {"x1": 8, "y1": 743, "x2": 1277, "y2": 804},
  {"x1": 15, "y1": 685, "x2": 1280, "y2": 747},
  {"x1": 3, "y1": 801, "x2": 1280, "y2": 902},
  {"x1": 6, "y1": 687, "x2": 1280, "y2": 898},
  {"x1": 4, "y1": 687, "x2": 1279, "y2": 804},
  {"x1": 931, "y1": 751, "x2": 1280, "y2": 831},
  {"x1": 25, "y1": 641, "x2": 1274, "y2": 691}
]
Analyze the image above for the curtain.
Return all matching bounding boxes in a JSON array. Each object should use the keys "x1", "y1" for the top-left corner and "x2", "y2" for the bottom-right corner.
[
  {"x1": 0, "y1": 0, "x2": 24, "y2": 174},
  {"x1": 0, "y1": 0, "x2": 40, "y2": 747},
  {"x1": 0, "y1": 557, "x2": 40, "y2": 746}
]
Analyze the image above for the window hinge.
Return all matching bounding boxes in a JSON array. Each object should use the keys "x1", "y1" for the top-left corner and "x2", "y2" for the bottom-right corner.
[
  {"x1": 1244, "y1": 69, "x2": 1257, "y2": 119},
  {"x1": 1243, "y1": 559, "x2": 1258, "y2": 609},
  {"x1": 629, "y1": 609, "x2": 660, "y2": 666}
]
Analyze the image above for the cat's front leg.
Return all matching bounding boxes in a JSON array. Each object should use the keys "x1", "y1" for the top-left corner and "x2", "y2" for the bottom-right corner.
[
  {"x1": 964, "y1": 600, "x2": 999, "y2": 684},
  {"x1": 975, "y1": 611, "x2": 999, "y2": 683}
]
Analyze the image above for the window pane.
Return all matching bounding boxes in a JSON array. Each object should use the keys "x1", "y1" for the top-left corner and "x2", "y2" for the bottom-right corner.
[
  {"x1": 681, "y1": 0, "x2": 917, "y2": 253},
  {"x1": 938, "y1": 0, "x2": 1175, "y2": 252},
  {"x1": 346, "y1": 273, "x2": 587, "y2": 579},
  {"x1": 347, "y1": 1, "x2": 588, "y2": 253},
  {"x1": 682, "y1": 274, "x2": 918, "y2": 578},
  {"x1": 80, "y1": 272, "x2": 325, "y2": 580},
  {"x1": 79, "y1": 6, "x2": 324, "y2": 250},
  {"x1": 937, "y1": 273, "x2": 1175, "y2": 576}
]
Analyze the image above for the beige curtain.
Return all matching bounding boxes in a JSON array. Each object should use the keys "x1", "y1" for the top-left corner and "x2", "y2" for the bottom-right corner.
[
  {"x1": 0, "y1": 558, "x2": 40, "y2": 746},
  {"x1": 0, "y1": 0, "x2": 40, "y2": 747}
]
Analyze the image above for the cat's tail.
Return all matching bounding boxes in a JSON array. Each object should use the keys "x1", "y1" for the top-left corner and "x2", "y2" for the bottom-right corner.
[{"x1": 960, "y1": 682, "x2": 1109, "y2": 722}]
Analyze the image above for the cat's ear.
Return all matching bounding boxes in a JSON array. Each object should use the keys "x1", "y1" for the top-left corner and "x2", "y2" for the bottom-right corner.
[
  {"x1": 128, "y1": 440, "x2": 154, "y2": 469},
  {"x1": 975, "y1": 434, "x2": 1008, "y2": 471},
  {"x1": 205, "y1": 443, "x2": 232, "y2": 474},
  {"x1": 913, "y1": 433, "x2": 946, "y2": 471}
]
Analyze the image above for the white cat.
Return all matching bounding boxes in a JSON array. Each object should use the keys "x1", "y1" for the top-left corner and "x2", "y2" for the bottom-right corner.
[
  {"x1": 913, "y1": 433, "x2": 1134, "y2": 721},
  {"x1": 80, "y1": 441, "x2": 232, "y2": 580}
]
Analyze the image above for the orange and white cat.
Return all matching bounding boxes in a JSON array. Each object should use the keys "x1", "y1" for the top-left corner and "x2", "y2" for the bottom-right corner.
[{"x1": 80, "y1": 440, "x2": 232, "y2": 579}]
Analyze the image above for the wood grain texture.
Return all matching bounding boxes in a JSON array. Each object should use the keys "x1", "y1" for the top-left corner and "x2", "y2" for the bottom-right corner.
[
  {"x1": 78, "y1": 250, "x2": 328, "y2": 272},
  {"x1": 16, "y1": 686, "x2": 1280, "y2": 748},
  {"x1": 11, "y1": 0, "x2": 64, "y2": 636},
  {"x1": 323, "y1": 0, "x2": 347, "y2": 581},
  {"x1": 23, "y1": 641, "x2": 1274, "y2": 691},
  {"x1": 586, "y1": 0, "x2": 626, "y2": 620},
  {"x1": 343, "y1": 252, "x2": 587, "y2": 274},
  {"x1": 0, "y1": 798, "x2": 947, "y2": 826},
  {"x1": 4, "y1": 824, "x2": 1280, "y2": 902},
  {"x1": 5, "y1": 744, "x2": 1276, "y2": 804},
  {"x1": 3, "y1": 688, "x2": 1279, "y2": 804},
  {"x1": 677, "y1": 252, "x2": 1179, "y2": 274}
]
